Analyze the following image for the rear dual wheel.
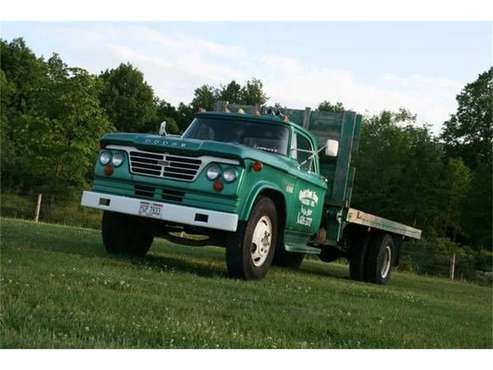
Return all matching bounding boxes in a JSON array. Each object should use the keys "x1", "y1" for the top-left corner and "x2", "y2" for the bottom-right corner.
[
  {"x1": 349, "y1": 232, "x2": 394, "y2": 284},
  {"x1": 365, "y1": 233, "x2": 394, "y2": 284}
]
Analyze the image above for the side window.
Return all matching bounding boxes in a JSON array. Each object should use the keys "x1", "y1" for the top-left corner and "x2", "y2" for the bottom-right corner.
[{"x1": 295, "y1": 133, "x2": 314, "y2": 172}]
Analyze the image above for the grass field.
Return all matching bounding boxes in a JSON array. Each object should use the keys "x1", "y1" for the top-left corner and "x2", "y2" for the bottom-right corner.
[{"x1": 1, "y1": 217, "x2": 492, "y2": 348}]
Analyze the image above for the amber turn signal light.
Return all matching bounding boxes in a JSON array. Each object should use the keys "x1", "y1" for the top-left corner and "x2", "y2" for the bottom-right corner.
[
  {"x1": 252, "y1": 161, "x2": 263, "y2": 172},
  {"x1": 213, "y1": 180, "x2": 224, "y2": 192},
  {"x1": 104, "y1": 164, "x2": 113, "y2": 176}
]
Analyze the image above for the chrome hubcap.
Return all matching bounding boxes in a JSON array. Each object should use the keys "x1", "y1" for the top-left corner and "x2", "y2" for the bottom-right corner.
[
  {"x1": 250, "y1": 216, "x2": 272, "y2": 267},
  {"x1": 381, "y1": 245, "x2": 392, "y2": 279}
]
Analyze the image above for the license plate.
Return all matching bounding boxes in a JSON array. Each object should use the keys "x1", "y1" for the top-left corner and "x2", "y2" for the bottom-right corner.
[{"x1": 138, "y1": 201, "x2": 162, "y2": 218}]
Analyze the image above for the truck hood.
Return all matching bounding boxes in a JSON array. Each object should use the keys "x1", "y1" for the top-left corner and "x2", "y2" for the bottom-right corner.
[{"x1": 100, "y1": 132, "x2": 303, "y2": 176}]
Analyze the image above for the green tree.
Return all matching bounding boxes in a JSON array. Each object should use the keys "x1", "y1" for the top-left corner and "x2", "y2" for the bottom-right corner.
[
  {"x1": 1, "y1": 48, "x2": 110, "y2": 197},
  {"x1": 0, "y1": 38, "x2": 47, "y2": 116},
  {"x1": 176, "y1": 103, "x2": 195, "y2": 132},
  {"x1": 317, "y1": 100, "x2": 345, "y2": 112},
  {"x1": 0, "y1": 69, "x2": 19, "y2": 190},
  {"x1": 440, "y1": 158, "x2": 471, "y2": 241},
  {"x1": 99, "y1": 63, "x2": 157, "y2": 132},
  {"x1": 441, "y1": 67, "x2": 492, "y2": 169},
  {"x1": 352, "y1": 110, "x2": 444, "y2": 232},
  {"x1": 191, "y1": 84, "x2": 218, "y2": 111},
  {"x1": 218, "y1": 80, "x2": 243, "y2": 104},
  {"x1": 463, "y1": 163, "x2": 493, "y2": 250},
  {"x1": 154, "y1": 99, "x2": 180, "y2": 134},
  {"x1": 241, "y1": 78, "x2": 269, "y2": 105},
  {"x1": 0, "y1": 70, "x2": 15, "y2": 119},
  {"x1": 1, "y1": 38, "x2": 49, "y2": 191},
  {"x1": 441, "y1": 68, "x2": 492, "y2": 251},
  {"x1": 27, "y1": 55, "x2": 111, "y2": 196}
]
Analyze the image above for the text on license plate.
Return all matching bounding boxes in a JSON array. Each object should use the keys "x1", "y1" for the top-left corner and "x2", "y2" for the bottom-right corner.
[{"x1": 138, "y1": 201, "x2": 163, "y2": 218}]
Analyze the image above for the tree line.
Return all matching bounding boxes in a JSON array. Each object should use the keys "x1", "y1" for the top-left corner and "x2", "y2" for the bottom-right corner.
[{"x1": 1, "y1": 38, "x2": 491, "y2": 259}]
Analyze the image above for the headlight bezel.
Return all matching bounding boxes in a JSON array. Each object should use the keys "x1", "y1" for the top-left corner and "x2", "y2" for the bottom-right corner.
[
  {"x1": 222, "y1": 167, "x2": 238, "y2": 183},
  {"x1": 99, "y1": 150, "x2": 112, "y2": 166},
  {"x1": 206, "y1": 164, "x2": 221, "y2": 181},
  {"x1": 111, "y1": 151, "x2": 125, "y2": 167}
]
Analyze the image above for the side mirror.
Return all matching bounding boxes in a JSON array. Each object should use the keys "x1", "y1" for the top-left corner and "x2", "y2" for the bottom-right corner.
[
  {"x1": 159, "y1": 121, "x2": 167, "y2": 136},
  {"x1": 325, "y1": 139, "x2": 339, "y2": 157}
]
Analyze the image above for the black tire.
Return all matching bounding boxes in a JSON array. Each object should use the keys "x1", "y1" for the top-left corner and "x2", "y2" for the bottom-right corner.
[
  {"x1": 272, "y1": 247, "x2": 305, "y2": 269},
  {"x1": 225, "y1": 196, "x2": 278, "y2": 280},
  {"x1": 364, "y1": 233, "x2": 394, "y2": 284},
  {"x1": 101, "y1": 211, "x2": 154, "y2": 257},
  {"x1": 349, "y1": 232, "x2": 370, "y2": 281}
]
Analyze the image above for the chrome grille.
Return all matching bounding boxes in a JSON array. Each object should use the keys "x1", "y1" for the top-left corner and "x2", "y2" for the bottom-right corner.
[{"x1": 129, "y1": 150, "x2": 202, "y2": 181}]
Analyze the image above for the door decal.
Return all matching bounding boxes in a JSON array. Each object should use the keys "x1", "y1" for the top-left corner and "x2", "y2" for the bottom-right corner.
[{"x1": 296, "y1": 189, "x2": 319, "y2": 227}]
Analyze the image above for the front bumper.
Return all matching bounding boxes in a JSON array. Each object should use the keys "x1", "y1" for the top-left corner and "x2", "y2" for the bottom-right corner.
[{"x1": 81, "y1": 191, "x2": 238, "y2": 232}]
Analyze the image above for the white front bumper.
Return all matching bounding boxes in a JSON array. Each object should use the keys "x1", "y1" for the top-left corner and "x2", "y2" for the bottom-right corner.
[{"x1": 81, "y1": 191, "x2": 238, "y2": 232}]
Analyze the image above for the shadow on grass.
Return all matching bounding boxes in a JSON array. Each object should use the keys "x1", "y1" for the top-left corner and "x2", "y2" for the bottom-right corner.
[
  {"x1": 297, "y1": 262, "x2": 351, "y2": 281},
  {"x1": 133, "y1": 253, "x2": 352, "y2": 282},
  {"x1": 270, "y1": 263, "x2": 351, "y2": 282},
  {"x1": 129, "y1": 251, "x2": 227, "y2": 279}
]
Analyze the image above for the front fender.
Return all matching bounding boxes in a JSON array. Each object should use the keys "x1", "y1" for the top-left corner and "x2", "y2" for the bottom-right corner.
[{"x1": 239, "y1": 180, "x2": 286, "y2": 221}]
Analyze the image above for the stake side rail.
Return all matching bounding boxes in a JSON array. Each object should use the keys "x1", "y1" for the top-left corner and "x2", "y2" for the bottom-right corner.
[{"x1": 345, "y1": 208, "x2": 422, "y2": 240}]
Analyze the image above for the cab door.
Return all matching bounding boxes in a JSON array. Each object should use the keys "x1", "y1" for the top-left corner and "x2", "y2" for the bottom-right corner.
[{"x1": 285, "y1": 130, "x2": 326, "y2": 235}]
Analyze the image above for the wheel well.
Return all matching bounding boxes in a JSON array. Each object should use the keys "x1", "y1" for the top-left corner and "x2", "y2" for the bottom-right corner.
[{"x1": 343, "y1": 223, "x2": 371, "y2": 249}]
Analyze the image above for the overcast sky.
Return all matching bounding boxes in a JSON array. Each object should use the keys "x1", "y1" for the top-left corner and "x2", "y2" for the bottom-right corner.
[{"x1": 2, "y1": 22, "x2": 491, "y2": 134}]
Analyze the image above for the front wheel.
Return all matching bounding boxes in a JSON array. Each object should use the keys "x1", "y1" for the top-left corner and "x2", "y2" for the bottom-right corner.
[
  {"x1": 102, "y1": 211, "x2": 154, "y2": 257},
  {"x1": 225, "y1": 196, "x2": 278, "y2": 280}
]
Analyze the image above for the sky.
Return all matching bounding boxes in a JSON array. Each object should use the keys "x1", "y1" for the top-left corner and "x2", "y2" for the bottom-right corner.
[{"x1": 2, "y1": 22, "x2": 492, "y2": 134}]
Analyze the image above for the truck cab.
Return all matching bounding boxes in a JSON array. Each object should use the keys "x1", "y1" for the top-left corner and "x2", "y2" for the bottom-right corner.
[{"x1": 81, "y1": 103, "x2": 421, "y2": 283}]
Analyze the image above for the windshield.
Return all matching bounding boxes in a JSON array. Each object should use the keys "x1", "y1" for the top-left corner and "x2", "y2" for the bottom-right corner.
[{"x1": 183, "y1": 117, "x2": 290, "y2": 155}]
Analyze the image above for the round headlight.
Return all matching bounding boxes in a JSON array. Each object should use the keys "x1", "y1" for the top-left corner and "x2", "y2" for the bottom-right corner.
[
  {"x1": 99, "y1": 151, "x2": 112, "y2": 166},
  {"x1": 206, "y1": 164, "x2": 221, "y2": 180},
  {"x1": 111, "y1": 152, "x2": 124, "y2": 167},
  {"x1": 222, "y1": 168, "x2": 237, "y2": 183}
]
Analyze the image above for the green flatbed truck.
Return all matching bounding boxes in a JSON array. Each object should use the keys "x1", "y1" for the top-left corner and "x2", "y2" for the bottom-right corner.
[{"x1": 81, "y1": 102, "x2": 421, "y2": 284}]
